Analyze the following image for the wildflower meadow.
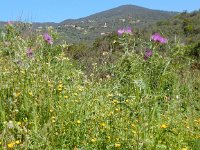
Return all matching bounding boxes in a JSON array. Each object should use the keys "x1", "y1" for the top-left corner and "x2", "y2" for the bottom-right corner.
[{"x1": 0, "y1": 22, "x2": 199, "y2": 150}]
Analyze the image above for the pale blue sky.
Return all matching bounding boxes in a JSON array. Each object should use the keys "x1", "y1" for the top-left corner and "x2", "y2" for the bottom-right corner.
[{"x1": 1, "y1": 0, "x2": 199, "y2": 22}]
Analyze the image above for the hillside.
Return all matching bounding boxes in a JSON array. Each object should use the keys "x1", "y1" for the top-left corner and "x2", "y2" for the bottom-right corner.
[
  {"x1": 61, "y1": 5, "x2": 176, "y2": 24},
  {"x1": 0, "y1": 5, "x2": 177, "y2": 43},
  {"x1": 58, "y1": 5, "x2": 178, "y2": 42}
]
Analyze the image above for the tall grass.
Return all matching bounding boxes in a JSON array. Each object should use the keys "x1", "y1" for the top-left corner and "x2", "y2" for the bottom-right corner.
[{"x1": 0, "y1": 23, "x2": 199, "y2": 149}]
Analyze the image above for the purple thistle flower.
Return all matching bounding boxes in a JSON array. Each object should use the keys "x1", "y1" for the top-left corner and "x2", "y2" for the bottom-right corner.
[
  {"x1": 117, "y1": 27, "x2": 132, "y2": 36},
  {"x1": 151, "y1": 33, "x2": 168, "y2": 44},
  {"x1": 26, "y1": 48, "x2": 34, "y2": 58},
  {"x1": 159, "y1": 37, "x2": 168, "y2": 44},
  {"x1": 117, "y1": 28, "x2": 125, "y2": 36},
  {"x1": 124, "y1": 27, "x2": 132, "y2": 34},
  {"x1": 43, "y1": 33, "x2": 53, "y2": 44},
  {"x1": 144, "y1": 49, "x2": 153, "y2": 60}
]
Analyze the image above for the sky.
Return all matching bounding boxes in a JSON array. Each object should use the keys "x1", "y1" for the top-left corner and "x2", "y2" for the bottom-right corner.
[{"x1": 1, "y1": 0, "x2": 200, "y2": 23}]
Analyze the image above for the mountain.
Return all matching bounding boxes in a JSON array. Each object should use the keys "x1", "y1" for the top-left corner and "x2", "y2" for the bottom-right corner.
[
  {"x1": 61, "y1": 5, "x2": 177, "y2": 24},
  {"x1": 58, "y1": 5, "x2": 178, "y2": 42},
  {"x1": 0, "y1": 5, "x2": 178, "y2": 43}
]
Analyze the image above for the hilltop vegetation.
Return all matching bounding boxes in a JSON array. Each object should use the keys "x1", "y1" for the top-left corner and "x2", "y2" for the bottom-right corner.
[{"x1": 0, "y1": 12, "x2": 200, "y2": 150}]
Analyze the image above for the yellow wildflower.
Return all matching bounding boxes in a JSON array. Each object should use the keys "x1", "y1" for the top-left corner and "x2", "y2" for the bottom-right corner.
[
  {"x1": 58, "y1": 84, "x2": 63, "y2": 88},
  {"x1": 100, "y1": 122, "x2": 106, "y2": 127},
  {"x1": 14, "y1": 92, "x2": 21, "y2": 97},
  {"x1": 112, "y1": 99, "x2": 118, "y2": 104},
  {"x1": 17, "y1": 122, "x2": 21, "y2": 126},
  {"x1": 115, "y1": 108, "x2": 120, "y2": 112},
  {"x1": 20, "y1": 70, "x2": 25, "y2": 74},
  {"x1": 107, "y1": 93, "x2": 113, "y2": 97},
  {"x1": 51, "y1": 116, "x2": 56, "y2": 123},
  {"x1": 64, "y1": 95, "x2": 68, "y2": 99},
  {"x1": 115, "y1": 143, "x2": 121, "y2": 148},
  {"x1": 7, "y1": 142, "x2": 15, "y2": 148},
  {"x1": 76, "y1": 120, "x2": 81, "y2": 124},
  {"x1": 58, "y1": 84, "x2": 63, "y2": 91},
  {"x1": 58, "y1": 88, "x2": 62, "y2": 91},
  {"x1": 160, "y1": 124, "x2": 168, "y2": 129},
  {"x1": 28, "y1": 92, "x2": 33, "y2": 96},
  {"x1": 107, "y1": 136, "x2": 111, "y2": 140},
  {"x1": 15, "y1": 140, "x2": 20, "y2": 144},
  {"x1": 91, "y1": 138, "x2": 96, "y2": 143}
]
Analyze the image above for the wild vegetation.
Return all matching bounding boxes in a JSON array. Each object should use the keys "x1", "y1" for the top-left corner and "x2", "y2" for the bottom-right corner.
[
  {"x1": 67, "y1": 10, "x2": 200, "y2": 73},
  {"x1": 0, "y1": 11, "x2": 200, "y2": 150}
]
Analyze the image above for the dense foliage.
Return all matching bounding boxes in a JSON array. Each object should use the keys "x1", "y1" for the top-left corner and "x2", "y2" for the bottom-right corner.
[{"x1": 0, "y1": 18, "x2": 199, "y2": 150}]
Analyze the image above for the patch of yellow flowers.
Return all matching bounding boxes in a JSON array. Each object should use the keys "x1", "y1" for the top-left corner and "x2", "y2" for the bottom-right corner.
[{"x1": 7, "y1": 140, "x2": 20, "y2": 148}]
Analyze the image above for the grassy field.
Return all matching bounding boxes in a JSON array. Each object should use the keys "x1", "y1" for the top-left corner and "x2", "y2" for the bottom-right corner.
[{"x1": 0, "y1": 23, "x2": 200, "y2": 149}]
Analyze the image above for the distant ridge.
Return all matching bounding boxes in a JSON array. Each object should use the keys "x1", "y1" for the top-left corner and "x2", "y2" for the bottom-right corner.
[{"x1": 60, "y1": 4, "x2": 177, "y2": 24}]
